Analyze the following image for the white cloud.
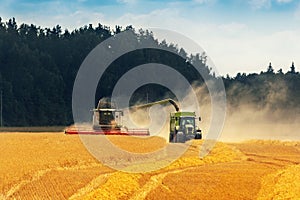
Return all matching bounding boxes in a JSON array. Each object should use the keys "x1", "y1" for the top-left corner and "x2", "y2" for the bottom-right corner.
[
  {"x1": 276, "y1": 0, "x2": 293, "y2": 3},
  {"x1": 117, "y1": 0, "x2": 137, "y2": 4},
  {"x1": 218, "y1": 22, "x2": 248, "y2": 36},
  {"x1": 193, "y1": 0, "x2": 216, "y2": 4},
  {"x1": 207, "y1": 29, "x2": 300, "y2": 75},
  {"x1": 248, "y1": 0, "x2": 271, "y2": 9},
  {"x1": 294, "y1": 1, "x2": 300, "y2": 20},
  {"x1": 248, "y1": 0, "x2": 293, "y2": 10}
]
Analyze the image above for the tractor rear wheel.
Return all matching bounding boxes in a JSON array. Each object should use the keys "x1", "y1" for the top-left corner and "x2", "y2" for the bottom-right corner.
[{"x1": 169, "y1": 133, "x2": 174, "y2": 143}]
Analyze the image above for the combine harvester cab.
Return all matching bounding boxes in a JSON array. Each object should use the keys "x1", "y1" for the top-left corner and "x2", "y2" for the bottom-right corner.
[{"x1": 65, "y1": 99, "x2": 150, "y2": 136}]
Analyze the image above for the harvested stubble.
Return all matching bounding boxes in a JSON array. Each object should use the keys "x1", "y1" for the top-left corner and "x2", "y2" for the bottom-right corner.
[{"x1": 1, "y1": 133, "x2": 300, "y2": 200}]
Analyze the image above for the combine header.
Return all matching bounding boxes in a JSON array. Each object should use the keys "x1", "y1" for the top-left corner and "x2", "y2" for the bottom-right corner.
[
  {"x1": 65, "y1": 98, "x2": 150, "y2": 136},
  {"x1": 65, "y1": 98, "x2": 202, "y2": 143}
]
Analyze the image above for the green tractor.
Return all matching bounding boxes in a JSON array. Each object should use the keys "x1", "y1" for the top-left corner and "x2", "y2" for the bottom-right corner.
[
  {"x1": 169, "y1": 111, "x2": 202, "y2": 143},
  {"x1": 131, "y1": 98, "x2": 202, "y2": 143}
]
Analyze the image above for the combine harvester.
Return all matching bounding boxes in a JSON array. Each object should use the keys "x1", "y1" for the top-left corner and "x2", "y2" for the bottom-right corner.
[
  {"x1": 65, "y1": 98, "x2": 202, "y2": 143},
  {"x1": 65, "y1": 98, "x2": 150, "y2": 136}
]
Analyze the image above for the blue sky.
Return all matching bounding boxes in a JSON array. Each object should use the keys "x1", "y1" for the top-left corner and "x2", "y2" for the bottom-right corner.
[{"x1": 1, "y1": 0, "x2": 300, "y2": 75}]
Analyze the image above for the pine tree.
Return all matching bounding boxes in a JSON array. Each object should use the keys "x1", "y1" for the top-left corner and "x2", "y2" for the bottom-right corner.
[
  {"x1": 267, "y1": 62, "x2": 274, "y2": 74},
  {"x1": 289, "y1": 62, "x2": 296, "y2": 74}
]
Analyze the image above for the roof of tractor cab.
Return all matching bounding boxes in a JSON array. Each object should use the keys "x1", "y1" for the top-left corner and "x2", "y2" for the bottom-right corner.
[{"x1": 170, "y1": 111, "x2": 196, "y2": 117}]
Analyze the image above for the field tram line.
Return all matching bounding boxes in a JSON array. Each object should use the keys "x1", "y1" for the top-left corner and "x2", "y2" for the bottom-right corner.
[
  {"x1": 2, "y1": 162, "x2": 103, "y2": 199},
  {"x1": 129, "y1": 165, "x2": 202, "y2": 200},
  {"x1": 68, "y1": 173, "x2": 113, "y2": 200},
  {"x1": 244, "y1": 153, "x2": 300, "y2": 167}
]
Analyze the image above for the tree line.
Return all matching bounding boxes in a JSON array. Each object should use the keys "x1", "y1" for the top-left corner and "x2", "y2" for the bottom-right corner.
[{"x1": 0, "y1": 17, "x2": 299, "y2": 126}]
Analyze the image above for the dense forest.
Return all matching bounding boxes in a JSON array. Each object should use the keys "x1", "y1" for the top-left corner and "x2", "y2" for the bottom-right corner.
[{"x1": 0, "y1": 17, "x2": 299, "y2": 126}]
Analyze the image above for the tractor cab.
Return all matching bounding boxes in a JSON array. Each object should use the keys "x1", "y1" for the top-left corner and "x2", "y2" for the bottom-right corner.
[{"x1": 169, "y1": 111, "x2": 202, "y2": 143}]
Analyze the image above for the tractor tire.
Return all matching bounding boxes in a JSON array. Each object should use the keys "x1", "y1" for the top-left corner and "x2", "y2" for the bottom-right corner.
[
  {"x1": 169, "y1": 133, "x2": 174, "y2": 143},
  {"x1": 195, "y1": 133, "x2": 202, "y2": 140}
]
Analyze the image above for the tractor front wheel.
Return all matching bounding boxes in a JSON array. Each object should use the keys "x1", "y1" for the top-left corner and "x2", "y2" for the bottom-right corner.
[{"x1": 195, "y1": 133, "x2": 202, "y2": 139}]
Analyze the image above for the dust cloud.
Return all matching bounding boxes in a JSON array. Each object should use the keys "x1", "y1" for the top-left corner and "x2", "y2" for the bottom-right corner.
[
  {"x1": 219, "y1": 80, "x2": 300, "y2": 142},
  {"x1": 123, "y1": 79, "x2": 300, "y2": 142},
  {"x1": 122, "y1": 101, "x2": 174, "y2": 142}
]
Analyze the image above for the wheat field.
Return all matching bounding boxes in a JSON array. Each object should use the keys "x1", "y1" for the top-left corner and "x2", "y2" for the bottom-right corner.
[{"x1": 0, "y1": 133, "x2": 300, "y2": 199}]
